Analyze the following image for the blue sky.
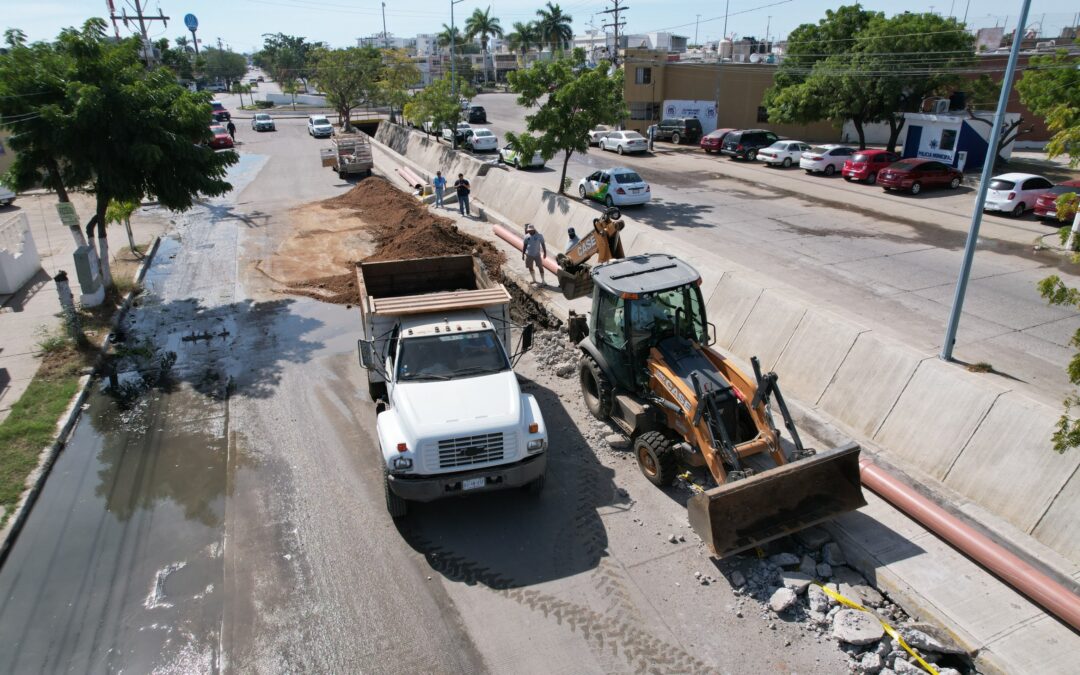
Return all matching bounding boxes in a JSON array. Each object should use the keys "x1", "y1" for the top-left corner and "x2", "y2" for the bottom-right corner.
[{"x1": 7, "y1": 0, "x2": 1078, "y2": 52}]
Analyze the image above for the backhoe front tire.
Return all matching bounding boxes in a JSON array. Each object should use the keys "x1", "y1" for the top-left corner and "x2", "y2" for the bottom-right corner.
[
  {"x1": 580, "y1": 354, "x2": 613, "y2": 420},
  {"x1": 634, "y1": 432, "x2": 678, "y2": 487}
]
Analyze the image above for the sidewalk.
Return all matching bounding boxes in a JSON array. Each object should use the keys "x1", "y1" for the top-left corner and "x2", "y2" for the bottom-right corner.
[
  {"x1": 0, "y1": 194, "x2": 170, "y2": 423},
  {"x1": 374, "y1": 148, "x2": 1080, "y2": 674}
]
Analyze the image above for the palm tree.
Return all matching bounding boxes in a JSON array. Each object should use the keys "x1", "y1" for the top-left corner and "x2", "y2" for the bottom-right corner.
[
  {"x1": 507, "y1": 21, "x2": 540, "y2": 66},
  {"x1": 535, "y1": 2, "x2": 573, "y2": 54},
  {"x1": 464, "y1": 7, "x2": 503, "y2": 84},
  {"x1": 436, "y1": 24, "x2": 462, "y2": 54},
  {"x1": 174, "y1": 35, "x2": 193, "y2": 53}
]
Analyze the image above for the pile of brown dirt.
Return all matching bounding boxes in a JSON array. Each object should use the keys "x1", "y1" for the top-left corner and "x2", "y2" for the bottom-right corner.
[{"x1": 283, "y1": 177, "x2": 505, "y2": 305}]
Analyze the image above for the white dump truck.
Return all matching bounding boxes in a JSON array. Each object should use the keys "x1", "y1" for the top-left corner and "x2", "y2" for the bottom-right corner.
[{"x1": 356, "y1": 255, "x2": 547, "y2": 517}]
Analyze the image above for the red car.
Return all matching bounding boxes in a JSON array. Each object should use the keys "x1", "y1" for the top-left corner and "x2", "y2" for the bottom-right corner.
[
  {"x1": 1034, "y1": 180, "x2": 1080, "y2": 220},
  {"x1": 208, "y1": 124, "x2": 233, "y2": 149},
  {"x1": 878, "y1": 159, "x2": 962, "y2": 195},
  {"x1": 700, "y1": 128, "x2": 735, "y2": 153},
  {"x1": 843, "y1": 149, "x2": 900, "y2": 184},
  {"x1": 211, "y1": 100, "x2": 231, "y2": 122}
]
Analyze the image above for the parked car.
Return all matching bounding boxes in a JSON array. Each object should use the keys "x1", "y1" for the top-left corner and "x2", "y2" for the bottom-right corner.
[
  {"x1": 465, "y1": 128, "x2": 498, "y2": 152},
  {"x1": 208, "y1": 124, "x2": 234, "y2": 149},
  {"x1": 498, "y1": 144, "x2": 545, "y2": 169},
  {"x1": 600, "y1": 131, "x2": 648, "y2": 155},
  {"x1": 699, "y1": 128, "x2": 735, "y2": 153},
  {"x1": 800, "y1": 145, "x2": 856, "y2": 175},
  {"x1": 588, "y1": 125, "x2": 614, "y2": 146},
  {"x1": 758, "y1": 140, "x2": 810, "y2": 168},
  {"x1": 308, "y1": 115, "x2": 334, "y2": 138},
  {"x1": 655, "y1": 117, "x2": 703, "y2": 145},
  {"x1": 578, "y1": 167, "x2": 651, "y2": 207},
  {"x1": 878, "y1": 159, "x2": 963, "y2": 195},
  {"x1": 0, "y1": 185, "x2": 15, "y2": 207},
  {"x1": 248, "y1": 78, "x2": 259, "y2": 85},
  {"x1": 256, "y1": 76, "x2": 265, "y2": 82},
  {"x1": 207, "y1": 83, "x2": 227, "y2": 93},
  {"x1": 467, "y1": 106, "x2": 487, "y2": 123},
  {"x1": 842, "y1": 149, "x2": 901, "y2": 183},
  {"x1": 251, "y1": 113, "x2": 276, "y2": 132},
  {"x1": 720, "y1": 129, "x2": 779, "y2": 160},
  {"x1": 984, "y1": 173, "x2": 1054, "y2": 217},
  {"x1": 1034, "y1": 180, "x2": 1080, "y2": 220},
  {"x1": 441, "y1": 122, "x2": 472, "y2": 143},
  {"x1": 210, "y1": 100, "x2": 230, "y2": 122}
]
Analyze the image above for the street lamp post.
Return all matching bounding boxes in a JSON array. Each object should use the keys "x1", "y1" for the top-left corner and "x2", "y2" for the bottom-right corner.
[
  {"x1": 940, "y1": 0, "x2": 1033, "y2": 362},
  {"x1": 450, "y1": 0, "x2": 465, "y2": 149}
]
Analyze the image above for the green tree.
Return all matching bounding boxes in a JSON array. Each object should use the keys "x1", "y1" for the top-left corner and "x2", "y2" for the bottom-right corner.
[
  {"x1": 404, "y1": 75, "x2": 475, "y2": 146},
  {"x1": 257, "y1": 33, "x2": 321, "y2": 90},
  {"x1": 105, "y1": 198, "x2": 141, "y2": 257},
  {"x1": 508, "y1": 53, "x2": 625, "y2": 193},
  {"x1": 535, "y1": 2, "x2": 573, "y2": 54},
  {"x1": 0, "y1": 20, "x2": 238, "y2": 290},
  {"x1": 202, "y1": 47, "x2": 247, "y2": 87},
  {"x1": 437, "y1": 25, "x2": 462, "y2": 53},
  {"x1": 507, "y1": 21, "x2": 540, "y2": 66},
  {"x1": 174, "y1": 35, "x2": 194, "y2": 53},
  {"x1": 465, "y1": 7, "x2": 503, "y2": 85},
  {"x1": 1038, "y1": 272, "x2": 1080, "y2": 452},
  {"x1": 311, "y1": 46, "x2": 383, "y2": 128},
  {"x1": 379, "y1": 49, "x2": 420, "y2": 123},
  {"x1": 1017, "y1": 46, "x2": 1080, "y2": 167},
  {"x1": 281, "y1": 78, "x2": 301, "y2": 109}
]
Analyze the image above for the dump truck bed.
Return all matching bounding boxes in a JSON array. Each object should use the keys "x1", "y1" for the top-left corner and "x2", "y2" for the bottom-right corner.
[{"x1": 329, "y1": 134, "x2": 373, "y2": 174}]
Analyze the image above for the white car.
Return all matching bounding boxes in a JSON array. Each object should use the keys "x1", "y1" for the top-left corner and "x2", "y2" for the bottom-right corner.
[
  {"x1": 250, "y1": 113, "x2": 275, "y2": 132},
  {"x1": 600, "y1": 131, "x2": 648, "y2": 155},
  {"x1": 984, "y1": 172, "x2": 1054, "y2": 217},
  {"x1": 0, "y1": 185, "x2": 14, "y2": 207},
  {"x1": 800, "y1": 145, "x2": 856, "y2": 175},
  {"x1": 465, "y1": 128, "x2": 498, "y2": 152},
  {"x1": 498, "y1": 144, "x2": 545, "y2": 169},
  {"x1": 587, "y1": 125, "x2": 614, "y2": 146},
  {"x1": 578, "y1": 167, "x2": 650, "y2": 207},
  {"x1": 758, "y1": 140, "x2": 810, "y2": 167},
  {"x1": 307, "y1": 115, "x2": 334, "y2": 138},
  {"x1": 441, "y1": 122, "x2": 471, "y2": 143}
]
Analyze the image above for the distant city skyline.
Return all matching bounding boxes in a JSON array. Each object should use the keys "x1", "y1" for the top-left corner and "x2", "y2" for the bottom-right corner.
[{"x1": 6, "y1": 0, "x2": 1077, "y2": 53}]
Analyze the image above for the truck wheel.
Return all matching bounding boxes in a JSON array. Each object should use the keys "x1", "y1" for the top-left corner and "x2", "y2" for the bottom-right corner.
[
  {"x1": 672, "y1": 132, "x2": 681, "y2": 144},
  {"x1": 368, "y1": 379, "x2": 387, "y2": 402},
  {"x1": 580, "y1": 354, "x2": 613, "y2": 421},
  {"x1": 525, "y1": 472, "x2": 546, "y2": 496},
  {"x1": 634, "y1": 431, "x2": 678, "y2": 487},
  {"x1": 384, "y1": 469, "x2": 408, "y2": 519}
]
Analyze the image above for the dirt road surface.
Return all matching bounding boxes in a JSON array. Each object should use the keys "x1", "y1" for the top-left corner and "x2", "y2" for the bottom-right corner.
[{"x1": 0, "y1": 117, "x2": 855, "y2": 672}]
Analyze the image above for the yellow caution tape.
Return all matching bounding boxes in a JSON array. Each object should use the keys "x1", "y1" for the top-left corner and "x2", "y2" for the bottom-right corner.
[
  {"x1": 676, "y1": 471, "x2": 705, "y2": 494},
  {"x1": 815, "y1": 582, "x2": 939, "y2": 675}
]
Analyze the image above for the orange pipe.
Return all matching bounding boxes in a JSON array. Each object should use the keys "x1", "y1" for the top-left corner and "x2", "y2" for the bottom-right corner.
[
  {"x1": 859, "y1": 458, "x2": 1080, "y2": 631},
  {"x1": 492, "y1": 224, "x2": 560, "y2": 275}
]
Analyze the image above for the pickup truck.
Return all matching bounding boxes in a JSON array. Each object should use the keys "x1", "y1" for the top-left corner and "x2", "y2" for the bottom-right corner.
[{"x1": 356, "y1": 256, "x2": 547, "y2": 518}]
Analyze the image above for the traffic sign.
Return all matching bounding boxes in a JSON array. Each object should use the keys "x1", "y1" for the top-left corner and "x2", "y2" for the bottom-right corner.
[{"x1": 184, "y1": 13, "x2": 198, "y2": 31}]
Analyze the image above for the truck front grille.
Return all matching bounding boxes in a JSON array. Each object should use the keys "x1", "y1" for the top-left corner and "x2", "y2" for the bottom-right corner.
[{"x1": 437, "y1": 432, "x2": 505, "y2": 469}]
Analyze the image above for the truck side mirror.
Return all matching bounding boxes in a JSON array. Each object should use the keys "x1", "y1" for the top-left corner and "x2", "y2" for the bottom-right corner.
[
  {"x1": 520, "y1": 323, "x2": 534, "y2": 354},
  {"x1": 358, "y1": 339, "x2": 375, "y2": 369}
]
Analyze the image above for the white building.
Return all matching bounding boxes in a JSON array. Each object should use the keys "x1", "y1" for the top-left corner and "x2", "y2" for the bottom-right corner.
[
  {"x1": 357, "y1": 34, "x2": 412, "y2": 49},
  {"x1": 415, "y1": 33, "x2": 438, "y2": 56}
]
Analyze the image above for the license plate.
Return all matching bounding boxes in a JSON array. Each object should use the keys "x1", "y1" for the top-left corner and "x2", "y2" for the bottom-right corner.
[
  {"x1": 631, "y1": 189, "x2": 641, "y2": 193},
  {"x1": 462, "y1": 477, "x2": 486, "y2": 490}
]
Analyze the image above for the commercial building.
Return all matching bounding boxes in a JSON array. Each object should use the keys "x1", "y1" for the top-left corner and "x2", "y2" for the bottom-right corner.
[{"x1": 622, "y1": 49, "x2": 838, "y2": 141}]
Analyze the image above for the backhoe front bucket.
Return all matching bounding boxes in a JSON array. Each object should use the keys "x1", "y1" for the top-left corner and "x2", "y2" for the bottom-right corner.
[{"x1": 687, "y1": 443, "x2": 865, "y2": 558}]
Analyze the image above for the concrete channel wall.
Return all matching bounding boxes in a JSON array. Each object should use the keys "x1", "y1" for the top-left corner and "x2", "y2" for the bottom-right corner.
[{"x1": 374, "y1": 123, "x2": 1080, "y2": 565}]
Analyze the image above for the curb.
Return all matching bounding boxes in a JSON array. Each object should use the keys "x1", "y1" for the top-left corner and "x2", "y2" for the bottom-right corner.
[{"x1": 0, "y1": 235, "x2": 163, "y2": 566}]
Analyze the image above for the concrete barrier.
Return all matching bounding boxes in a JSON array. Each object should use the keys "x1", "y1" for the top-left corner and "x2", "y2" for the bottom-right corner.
[
  {"x1": 943, "y1": 393, "x2": 1079, "y2": 534},
  {"x1": 1032, "y1": 471, "x2": 1080, "y2": 562},
  {"x1": 729, "y1": 288, "x2": 807, "y2": 371},
  {"x1": 818, "y1": 333, "x2": 928, "y2": 438},
  {"x1": 873, "y1": 360, "x2": 1008, "y2": 480},
  {"x1": 773, "y1": 309, "x2": 868, "y2": 405},
  {"x1": 703, "y1": 273, "x2": 766, "y2": 350}
]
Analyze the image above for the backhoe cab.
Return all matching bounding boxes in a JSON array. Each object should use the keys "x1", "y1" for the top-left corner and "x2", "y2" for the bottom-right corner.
[{"x1": 568, "y1": 254, "x2": 865, "y2": 558}]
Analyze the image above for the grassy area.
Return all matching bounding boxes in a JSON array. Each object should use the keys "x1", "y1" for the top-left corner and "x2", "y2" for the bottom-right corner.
[{"x1": 0, "y1": 344, "x2": 93, "y2": 523}]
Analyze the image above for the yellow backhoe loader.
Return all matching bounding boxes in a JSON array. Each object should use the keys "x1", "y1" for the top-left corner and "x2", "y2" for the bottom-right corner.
[{"x1": 567, "y1": 253, "x2": 865, "y2": 557}]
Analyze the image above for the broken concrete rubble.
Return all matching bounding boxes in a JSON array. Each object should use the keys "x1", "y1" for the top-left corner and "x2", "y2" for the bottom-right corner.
[
  {"x1": 832, "y1": 609, "x2": 885, "y2": 645},
  {"x1": 769, "y1": 587, "x2": 798, "y2": 612}
]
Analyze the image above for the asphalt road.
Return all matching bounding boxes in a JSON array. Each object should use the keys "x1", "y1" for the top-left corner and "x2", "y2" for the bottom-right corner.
[
  {"x1": 468, "y1": 93, "x2": 1080, "y2": 402},
  {"x1": 0, "y1": 115, "x2": 852, "y2": 672}
]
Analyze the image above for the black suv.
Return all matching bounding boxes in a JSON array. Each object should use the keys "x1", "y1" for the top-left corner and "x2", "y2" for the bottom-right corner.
[
  {"x1": 655, "y1": 117, "x2": 703, "y2": 144},
  {"x1": 721, "y1": 129, "x2": 779, "y2": 160},
  {"x1": 467, "y1": 106, "x2": 487, "y2": 123}
]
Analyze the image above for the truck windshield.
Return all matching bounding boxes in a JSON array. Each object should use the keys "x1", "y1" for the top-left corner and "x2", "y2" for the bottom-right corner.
[{"x1": 397, "y1": 331, "x2": 509, "y2": 382}]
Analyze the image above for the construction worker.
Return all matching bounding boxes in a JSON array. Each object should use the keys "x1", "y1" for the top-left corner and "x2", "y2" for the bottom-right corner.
[
  {"x1": 565, "y1": 227, "x2": 580, "y2": 253},
  {"x1": 433, "y1": 171, "x2": 447, "y2": 207},
  {"x1": 522, "y1": 224, "x2": 547, "y2": 286}
]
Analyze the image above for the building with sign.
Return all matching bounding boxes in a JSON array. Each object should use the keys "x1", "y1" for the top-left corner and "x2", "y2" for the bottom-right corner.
[{"x1": 900, "y1": 110, "x2": 1020, "y2": 171}]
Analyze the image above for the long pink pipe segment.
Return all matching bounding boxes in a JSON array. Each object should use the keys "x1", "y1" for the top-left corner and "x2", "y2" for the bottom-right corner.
[
  {"x1": 492, "y1": 224, "x2": 560, "y2": 275},
  {"x1": 859, "y1": 458, "x2": 1080, "y2": 631}
]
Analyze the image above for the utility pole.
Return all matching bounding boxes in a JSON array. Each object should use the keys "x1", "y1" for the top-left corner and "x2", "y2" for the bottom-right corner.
[
  {"x1": 600, "y1": 0, "x2": 627, "y2": 67},
  {"x1": 695, "y1": 15, "x2": 701, "y2": 46},
  {"x1": 723, "y1": 0, "x2": 730, "y2": 41},
  {"x1": 110, "y1": 0, "x2": 170, "y2": 64},
  {"x1": 450, "y1": 0, "x2": 464, "y2": 148},
  {"x1": 764, "y1": 16, "x2": 771, "y2": 53},
  {"x1": 382, "y1": 2, "x2": 390, "y2": 48},
  {"x1": 941, "y1": 0, "x2": 1032, "y2": 362}
]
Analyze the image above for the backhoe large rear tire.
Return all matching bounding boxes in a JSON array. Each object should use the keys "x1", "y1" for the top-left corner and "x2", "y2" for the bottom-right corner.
[
  {"x1": 580, "y1": 354, "x2": 613, "y2": 421},
  {"x1": 634, "y1": 431, "x2": 678, "y2": 487}
]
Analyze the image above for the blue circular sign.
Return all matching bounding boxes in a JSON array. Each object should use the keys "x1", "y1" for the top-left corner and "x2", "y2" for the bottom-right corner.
[{"x1": 184, "y1": 13, "x2": 198, "y2": 31}]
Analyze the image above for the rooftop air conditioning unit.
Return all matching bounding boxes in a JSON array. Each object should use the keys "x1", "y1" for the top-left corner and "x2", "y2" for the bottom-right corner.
[{"x1": 933, "y1": 98, "x2": 949, "y2": 114}]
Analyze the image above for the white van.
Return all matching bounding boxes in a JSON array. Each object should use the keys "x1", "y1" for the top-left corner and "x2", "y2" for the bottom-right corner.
[{"x1": 307, "y1": 115, "x2": 334, "y2": 138}]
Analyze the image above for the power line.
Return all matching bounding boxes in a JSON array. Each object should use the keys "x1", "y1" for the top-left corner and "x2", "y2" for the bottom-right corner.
[{"x1": 600, "y1": 0, "x2": 627, "y2": 67}]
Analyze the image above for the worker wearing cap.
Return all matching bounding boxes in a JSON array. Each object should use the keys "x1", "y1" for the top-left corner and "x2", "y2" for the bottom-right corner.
[{"x1": 522, "y1": 224, "x2": 547, "y2": 286}]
